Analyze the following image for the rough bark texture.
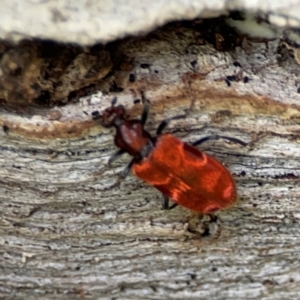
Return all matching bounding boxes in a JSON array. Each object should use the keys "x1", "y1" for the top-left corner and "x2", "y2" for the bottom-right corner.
[{"x1": 1, "y1": 19, "x2": 300, "y2": 299}]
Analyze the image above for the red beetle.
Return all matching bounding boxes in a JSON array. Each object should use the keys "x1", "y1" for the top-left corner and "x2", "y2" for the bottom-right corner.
[{"x1": 99, "y1": 95, "x2": 246, "y2": 213}]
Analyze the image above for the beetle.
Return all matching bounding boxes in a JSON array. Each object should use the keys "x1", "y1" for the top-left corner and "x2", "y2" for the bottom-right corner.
[{"x1": 99, "y1": 94, "x2": 246, "y2": 213}]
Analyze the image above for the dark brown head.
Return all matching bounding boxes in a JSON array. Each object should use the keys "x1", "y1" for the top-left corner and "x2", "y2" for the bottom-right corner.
[
  {"x1": 99, "y1": 97, "x2": 125, "y2": 128},
  {"x1": 101, "y1": 104, "x2": 126, "y2": 128}
]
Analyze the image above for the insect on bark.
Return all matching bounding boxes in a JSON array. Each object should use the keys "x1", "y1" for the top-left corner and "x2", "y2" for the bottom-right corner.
[{"x1": 98, "y1": 94, "x2": 247, "y2": 213}]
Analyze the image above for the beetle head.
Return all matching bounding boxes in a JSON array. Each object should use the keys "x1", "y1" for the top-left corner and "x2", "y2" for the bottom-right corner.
[{"x1": 101, "y1": 97, "x2": 126, "y2": 128}]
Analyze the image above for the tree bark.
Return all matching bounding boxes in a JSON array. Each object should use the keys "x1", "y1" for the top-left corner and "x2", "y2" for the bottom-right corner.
[{"x1": 1, "y1": 20, "x2": 300, "y2": 299}]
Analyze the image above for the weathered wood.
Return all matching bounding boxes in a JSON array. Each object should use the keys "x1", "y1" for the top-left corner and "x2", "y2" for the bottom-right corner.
[{"x1": 1, "y1": 20, "x2": 300, "y2": 299}]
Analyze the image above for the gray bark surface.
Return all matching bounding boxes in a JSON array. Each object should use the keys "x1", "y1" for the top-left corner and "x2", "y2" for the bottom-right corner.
[{"x1": 1, "y1": 20, "x2": 300, "y2": 299}]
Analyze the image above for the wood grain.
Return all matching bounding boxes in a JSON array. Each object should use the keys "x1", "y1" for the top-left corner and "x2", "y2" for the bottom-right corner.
[{"x1": 1, "y1": 21, "x2": 300, "y2": 299}]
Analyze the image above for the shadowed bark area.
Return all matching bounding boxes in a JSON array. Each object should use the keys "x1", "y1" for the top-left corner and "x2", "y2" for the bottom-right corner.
[{"x1": 1, "y1": 19, "x2": 300, "y2": 299}]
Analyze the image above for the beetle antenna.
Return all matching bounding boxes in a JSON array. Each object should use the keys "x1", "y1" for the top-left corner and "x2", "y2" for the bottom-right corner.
[
  {"x1": 111, "y1": 97, "x2": 118, "y2": 107},
  {"x1": 140, "y1": 91, "x2": 150, "y2": 125},
  {"x1": 141, "y1": 91, "x2": 150, "y2": 105}
]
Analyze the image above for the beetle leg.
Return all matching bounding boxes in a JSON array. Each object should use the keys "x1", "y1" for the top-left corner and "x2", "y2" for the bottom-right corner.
[
  {"x1": 161, "y1": 195, "x2": 178, "y2": 210},
  {"x1": 156, "y1": 97, "x2": 195, "y2": 135},
  {"x1": 108, "y1": 149, "x2": 126, "y2": 167},
  {"x1": 208, "y1": 214, "x2": 218, "y2": 222},
  {"x1": 156, "y1": 115, "x2": 187, "y2": 135},
  {"x1": 141, "y1": 91, "x2": 150, "y2": 126},
  {"x1": 120, "y1": 158, "x2": 136, "y2": 178},
  {"x1": 192, "y1": 135, "x2": 247, "y2": 147}
]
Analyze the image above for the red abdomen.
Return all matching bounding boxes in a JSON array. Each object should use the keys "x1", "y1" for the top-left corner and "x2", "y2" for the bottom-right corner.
[{"x1": 131, "y1": 134, "x2": 237, "y2": 213}]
